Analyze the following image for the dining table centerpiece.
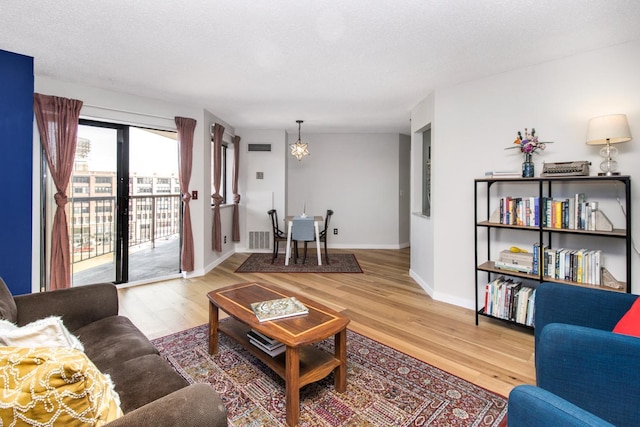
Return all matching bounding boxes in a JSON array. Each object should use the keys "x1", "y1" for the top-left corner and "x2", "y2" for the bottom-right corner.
[{"x1": 506, "y1": 128, "x2": 552, "y2": 177}]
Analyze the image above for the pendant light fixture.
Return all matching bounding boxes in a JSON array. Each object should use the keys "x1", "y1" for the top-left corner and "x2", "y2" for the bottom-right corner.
[{"x1": 290, "y1": 120, "x2": 310, "y2": 161}]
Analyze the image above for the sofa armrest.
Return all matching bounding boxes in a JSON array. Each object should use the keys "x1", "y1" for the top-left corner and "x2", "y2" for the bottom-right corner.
[
  {"x1": 105, "y1": 384, "x2": 227, "y2": 427},
  {"x1": 13, "y1": 283, "x2": 119, "y2": 331},
  {"x1": 508, "y1": 385, "x2": 614, "y2": 427},
  {"x1": 535, "y1": 282, "x2": 636, "y2": 350},
  {"x1": 536, "y1": 323, "x2": 640, "y2": 426}
]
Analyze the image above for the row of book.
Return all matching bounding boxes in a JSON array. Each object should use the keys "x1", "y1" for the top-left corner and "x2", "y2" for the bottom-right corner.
[
  {"x1": 247, "y1": 329, "x2": 285, "y2": 357},
  {"x1": 498, "y1": 193, "x2": 602, "y2": 230},
  {"x1": 483, "y1": 277, "x2": 535, "y2": 326},
  {"x1": 533, "y1": 243, "x2": 603, "y2": 285}
]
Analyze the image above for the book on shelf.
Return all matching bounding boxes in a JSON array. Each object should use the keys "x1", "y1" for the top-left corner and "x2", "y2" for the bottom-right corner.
[
  {"x1": 497, "y1": 192, "x2": 614, "y2": 231},
  {"x1": 494, "y1": 260, "x2": 533, "y2": 274},
  {"x1": 250, "y1": 296, "x2": 309, "y2": 322},
  {"x1": 499, "y1": 250, "x2": 534, "y2": 267},
  {"x1": 247, "y1": 329, "x2": 281, "y2": 348},
  {"x1": 485, "y1": 171, "x2": 521, "y2": 178},
  {"x1": 249, "y1": 338, "x2": 286, "y2": 357},
  {"x1": 482, "y1": 276, "x2": 535, "y2": 326}
]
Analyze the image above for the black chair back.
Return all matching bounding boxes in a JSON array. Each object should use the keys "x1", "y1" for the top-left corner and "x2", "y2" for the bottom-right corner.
[
  {"x1": 321, "y1": 210, "x2": 334, "y2": 238},
  {"x1": 268, "y1": 209, "x2": 284, "y2": 238}
]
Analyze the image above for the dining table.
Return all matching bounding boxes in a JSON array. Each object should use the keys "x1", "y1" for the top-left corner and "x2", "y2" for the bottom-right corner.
[{"x1": 284, "y1": 215, "x2": 324, "y2": 266}]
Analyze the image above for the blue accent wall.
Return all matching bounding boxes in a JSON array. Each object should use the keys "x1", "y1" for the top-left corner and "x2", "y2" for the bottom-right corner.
[{"x1": 0, "y1": 49, "x2": 34, "y2": 295}]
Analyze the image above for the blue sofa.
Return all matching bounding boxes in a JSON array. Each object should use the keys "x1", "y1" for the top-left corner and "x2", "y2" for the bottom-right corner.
[{"x1": 507, "y1": 282, "x2": 639, "y2": 426}]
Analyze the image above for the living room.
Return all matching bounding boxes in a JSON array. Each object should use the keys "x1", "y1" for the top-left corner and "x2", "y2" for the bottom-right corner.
[{"x1": 1, "y1": 2, "x2": 640, "y2": 425}]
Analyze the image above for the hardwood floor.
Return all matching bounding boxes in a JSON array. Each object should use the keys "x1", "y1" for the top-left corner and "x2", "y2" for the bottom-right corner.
[{"x1": 117, "y1": 248, "x2": 535, "y2": 397}]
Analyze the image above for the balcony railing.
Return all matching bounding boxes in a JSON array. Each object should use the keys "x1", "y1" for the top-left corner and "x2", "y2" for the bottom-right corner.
[{"x1": 70, "y1": 194, "x2": 181, "y2": 264}]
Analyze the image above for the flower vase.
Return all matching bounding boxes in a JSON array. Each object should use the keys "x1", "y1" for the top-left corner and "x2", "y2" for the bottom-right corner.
[{"x1": 522, "y1": 153, "x2": 534, "y2": 178}]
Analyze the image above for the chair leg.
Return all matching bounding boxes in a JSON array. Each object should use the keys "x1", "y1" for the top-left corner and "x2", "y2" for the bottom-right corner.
[
  {"x1": 303, "y1": 242, "x2": 308, "y2": 264},
  {"x1": 324, "y1": 239, "x2": 329, "y2": 264},
  {"x1": 293, "y1": 241, "x2": 298, "y2": 264},
  {"x1": 272, "y1": 240, "x2": 278, "y2": 264}
]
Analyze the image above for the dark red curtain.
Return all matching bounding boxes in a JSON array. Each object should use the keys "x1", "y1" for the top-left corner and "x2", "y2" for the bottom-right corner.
[
  {"x1": 175, "y1": 117, "x2": 196, "y2": 272},
  {"x1": 231, "y1": 135, "x2": 241, "y2": 242},
  {"x1": 33, "y1": 93, "x2": 83, "y2": 290},
  {"x1": 211, "y1": 123, "x2": 224, "y2": 252}
]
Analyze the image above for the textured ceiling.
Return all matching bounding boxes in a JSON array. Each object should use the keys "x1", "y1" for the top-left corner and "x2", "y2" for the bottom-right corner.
[{"x1": 1, "y1": 0, "x2": 640, "y2": 133}]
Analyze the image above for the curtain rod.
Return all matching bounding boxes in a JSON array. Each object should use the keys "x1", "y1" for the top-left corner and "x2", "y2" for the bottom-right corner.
[
  {"x1": 83, "y1": 103, "x2": 174, "y2": 121},
  {"x1": 84, "y1": 103, "x2": 236, "y2": 137}
]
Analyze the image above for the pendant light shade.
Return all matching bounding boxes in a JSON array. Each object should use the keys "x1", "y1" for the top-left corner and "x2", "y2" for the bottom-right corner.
[{"x1": 290, "y1": 120, "x2": 310, "y2": 161}]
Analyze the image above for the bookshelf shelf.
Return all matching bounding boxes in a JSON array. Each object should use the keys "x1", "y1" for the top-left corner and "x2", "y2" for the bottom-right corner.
[{"x1": 474, "y1": 175, "x2": 632, "y2": 329}]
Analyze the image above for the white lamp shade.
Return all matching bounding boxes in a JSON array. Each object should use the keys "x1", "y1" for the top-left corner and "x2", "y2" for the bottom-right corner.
[{"x1": 586, "y1": 114, "x2": 632, "y2": 145}]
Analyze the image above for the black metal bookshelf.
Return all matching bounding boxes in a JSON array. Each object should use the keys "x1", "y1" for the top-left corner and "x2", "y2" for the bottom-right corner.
[{"x1": 474, "y1": 175, "x2": 631, "y2": 329}]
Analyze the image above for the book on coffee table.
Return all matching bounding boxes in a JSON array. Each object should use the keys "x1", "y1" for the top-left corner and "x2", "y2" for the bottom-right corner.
[
  {"x1": 250, "y1": 296, "x2": 309, "y2": 322},
  {"x1": 249, "y1": 338, "x2": 286, "y2": 357},
  {"x1": 247, "y1": 329, "x2": 281, "y2": 347}
]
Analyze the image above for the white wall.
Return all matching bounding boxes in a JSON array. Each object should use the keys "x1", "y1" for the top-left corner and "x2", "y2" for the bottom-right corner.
[
  {"x1": 234, "y1": 128, "x2": 288, "y2": 252},
  {"x1": 201, "y1": 109, "x2": 237, "y2": 273},
  {"x1": 398, "y1": 134, "x2": 411, "y2": 246},
  {"x1": 286, "y1": 132, "x2": 404, "y2": 248},
  {"x1": 410, "y1": 93, "x2": 436, "y2": 296},
  {"x1": 411, "y1": 40, "x2": 640, "y2": 307}
]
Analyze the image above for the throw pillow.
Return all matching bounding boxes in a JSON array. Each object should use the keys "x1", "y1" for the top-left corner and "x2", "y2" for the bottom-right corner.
[
  {"x1": 0, "y1": 346, "x2": 123, "y2": 426},
  {"x1": 0, "y1": 316, "x2": 84, "y2": 351},
  {"x1": 613, "y1": 297, "x2": 640, "y2": 337},
  {"x1": 0, "y1": 278, "x2": 17, "y2": 323}
]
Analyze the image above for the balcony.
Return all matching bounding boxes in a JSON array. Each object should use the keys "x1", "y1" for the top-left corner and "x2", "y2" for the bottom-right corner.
[{"x1": 69, "y1": 194, "x2": 182, "y2": 285}]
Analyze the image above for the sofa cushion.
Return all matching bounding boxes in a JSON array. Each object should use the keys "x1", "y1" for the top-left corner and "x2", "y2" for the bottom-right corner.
[
  {"x1": 613, "y1": 296, "x2": 640, "y2": 337},
  {"x1": 0, "y1": 346, "x2": 123, "y2": 426},
  {"x1": 74, "y1": 315, "x2": 159, "y2": 371},
  {"x1": 0, "y1": 278, "x2": 17, "y2": 323},
  {"x1": 104, "y1": 354, "x2": 189, "y2": 414},
  {"x1": 0, "y1": 316, "x2": 84, "y2": 351}
]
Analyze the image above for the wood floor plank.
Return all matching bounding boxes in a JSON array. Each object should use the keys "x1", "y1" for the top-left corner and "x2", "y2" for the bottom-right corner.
[{"x1": 118, "y1": 248, "x2": 535, "y2": 397}]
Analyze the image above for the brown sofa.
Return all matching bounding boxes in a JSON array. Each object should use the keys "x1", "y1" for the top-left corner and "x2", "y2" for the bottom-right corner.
[{"x1": 0, "y1": 278, "x2": 227, "y2": 426}]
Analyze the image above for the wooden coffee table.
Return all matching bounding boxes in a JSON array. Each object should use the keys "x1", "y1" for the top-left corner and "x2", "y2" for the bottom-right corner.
[{"x1": 207, "y1": 282, "x2": 350, "y2": 426}]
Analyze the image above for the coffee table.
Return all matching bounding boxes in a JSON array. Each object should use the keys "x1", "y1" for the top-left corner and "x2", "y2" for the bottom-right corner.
[{"x1": 207, "y1": 282, "x2": 350, "y2": 426}]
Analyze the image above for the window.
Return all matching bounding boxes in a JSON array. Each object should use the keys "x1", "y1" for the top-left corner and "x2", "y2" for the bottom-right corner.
[{"x1": 211, "y1": 140, "x2": 231, "y2": 205}]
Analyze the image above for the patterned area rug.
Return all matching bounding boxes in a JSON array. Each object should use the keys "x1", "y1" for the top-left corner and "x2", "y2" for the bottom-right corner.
[
  {"x1": 235, "y1": 253, "x2": 363, "y2": 273},
  {"x1": 152, "y1": 323, "x2": 507, "y2": 426}
]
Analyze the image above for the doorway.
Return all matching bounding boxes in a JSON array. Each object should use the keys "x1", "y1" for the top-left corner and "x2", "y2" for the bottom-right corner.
[{"x1": 43, "y1": 120, "x2": 181, "y2": 287}]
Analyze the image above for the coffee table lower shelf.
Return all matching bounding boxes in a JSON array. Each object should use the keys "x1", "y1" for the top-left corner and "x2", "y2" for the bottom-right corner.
[{"x1": 219, "y1": 318, "x2": 342, "y2": 388}]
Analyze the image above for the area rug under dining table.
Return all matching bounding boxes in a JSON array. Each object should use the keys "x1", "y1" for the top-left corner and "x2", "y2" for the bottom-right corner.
[
  {"x1": 152, "y1": 322, "x2": 507, "y2": 426},
  {"x1": 235, "y1": 253, "x2": 363, "y2": 273}
]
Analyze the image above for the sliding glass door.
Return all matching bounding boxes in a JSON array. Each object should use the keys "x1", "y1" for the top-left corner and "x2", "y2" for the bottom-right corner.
[{"x1": 43, "y1": 120, "x2": 181, "y2": 286}]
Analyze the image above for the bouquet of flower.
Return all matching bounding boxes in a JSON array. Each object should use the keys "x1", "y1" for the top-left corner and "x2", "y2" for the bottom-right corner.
[{"x1": 506, "y1": 128, "x2": 552, "y2": 154}]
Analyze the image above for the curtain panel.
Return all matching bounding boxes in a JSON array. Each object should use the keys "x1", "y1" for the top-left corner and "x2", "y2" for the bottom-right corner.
[
  {"x1": 211, "y1": 124, "x2": 224, "y2": 252},
  {"x1": 33, "y1": 93, "x2": 83, "y2": 290},
  {"x1": 231, "y1": 135, "x2": 241, "y2": 242},
  {"x1": 175, "y1": 117, "x2": 196, "y2": 272}
]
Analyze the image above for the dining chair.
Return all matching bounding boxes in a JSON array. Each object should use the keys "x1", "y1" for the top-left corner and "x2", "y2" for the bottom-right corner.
[
  {"x1": 291, "y1": 216, "x2": 315, "y2": 264},
  {"x1": 267, "y1": 209, "x2": 295, "y2": 264},
  {"x1": 301, "y1": 209, "x2": 333, "y2": 264}
]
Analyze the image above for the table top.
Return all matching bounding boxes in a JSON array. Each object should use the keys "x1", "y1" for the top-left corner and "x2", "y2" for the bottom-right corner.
[
  {"x1": 208, "y1": 282, "x2": 349, "y2": 346},
  {"x1": 285, "y1": 215, "x2": 324, "y2": 222}
]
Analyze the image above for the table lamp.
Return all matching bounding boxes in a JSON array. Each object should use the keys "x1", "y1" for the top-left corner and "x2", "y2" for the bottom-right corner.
[{"x1": 586, "y1": 114, "x2": 632, "y2": 176}]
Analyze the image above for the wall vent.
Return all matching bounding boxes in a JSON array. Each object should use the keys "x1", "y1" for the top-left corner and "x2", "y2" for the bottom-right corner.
[
  {"x1": 249, "y1": 231, "x2": 270, "y2": 250},
  {"x1": 248, "y1": 144, "x2": 271, "y2": 152}
]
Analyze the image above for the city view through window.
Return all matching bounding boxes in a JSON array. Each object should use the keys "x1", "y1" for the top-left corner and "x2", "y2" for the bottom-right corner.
[{"x1": 61, "y1": 124, "x2": 181, "y2": 286}]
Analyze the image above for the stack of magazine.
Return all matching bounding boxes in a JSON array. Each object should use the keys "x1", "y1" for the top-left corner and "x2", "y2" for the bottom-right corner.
[
  {"x1": 250, "y1": 296, "x2": 309, "y2": 322},
  {"x1": 247, "y1": 329, "x2": 285, "y2": 357}
]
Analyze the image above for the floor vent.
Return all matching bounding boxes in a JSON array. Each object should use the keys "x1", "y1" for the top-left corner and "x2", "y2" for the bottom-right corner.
[{"x1": 249, "y1": 231, "x2": 270, "y2": 250}]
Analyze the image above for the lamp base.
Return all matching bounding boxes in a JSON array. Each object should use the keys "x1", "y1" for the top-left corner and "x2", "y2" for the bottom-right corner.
[{"x1": 597, "y1": 171, "x2": 621, "y2": 176}]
